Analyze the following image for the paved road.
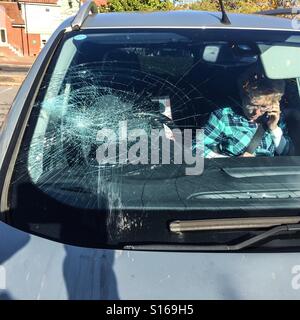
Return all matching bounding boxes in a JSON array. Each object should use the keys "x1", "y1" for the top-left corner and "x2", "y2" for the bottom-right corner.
[
  {"x1": 0, "y1": 86, "x2": 20, "y2": 128},
  {"x1": 0, "y1": 64, "x2": 28, "y2": 87},
  {"x1": 0, "y1": 64, "x2": 29, "y2": 128},
  {"x1": 0, "y1": 65, "x2": 30, "y2": 73}
]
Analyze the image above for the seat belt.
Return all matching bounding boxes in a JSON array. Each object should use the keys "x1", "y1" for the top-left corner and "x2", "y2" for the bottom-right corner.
[{"x1": 245, "y1": 123, "x2": 265, "y2": 154}]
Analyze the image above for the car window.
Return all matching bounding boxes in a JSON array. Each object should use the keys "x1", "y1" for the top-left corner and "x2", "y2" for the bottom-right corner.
[{"x1": 7, "y1": 29, "x2": 300, "y2": 248}]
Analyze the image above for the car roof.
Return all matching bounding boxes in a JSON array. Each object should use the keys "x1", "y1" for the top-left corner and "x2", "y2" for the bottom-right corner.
[{"x1": 80, "y1": 10, "x2": 298, "y2": 31}]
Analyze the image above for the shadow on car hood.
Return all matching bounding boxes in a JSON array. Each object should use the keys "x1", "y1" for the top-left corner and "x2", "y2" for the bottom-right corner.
[{"x1": 1, "y1": 220, "x2": 300, "y2": 299}]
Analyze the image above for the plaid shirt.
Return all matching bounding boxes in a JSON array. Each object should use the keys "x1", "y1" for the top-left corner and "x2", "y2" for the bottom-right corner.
[{"x1": 202, "y1": 107, "x2": 291, "y2": 157}]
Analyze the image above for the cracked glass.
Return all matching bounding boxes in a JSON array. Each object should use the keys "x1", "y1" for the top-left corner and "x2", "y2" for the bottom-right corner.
[{"x1": 7, "y1": 29, "x2": 300, "y2": 247}]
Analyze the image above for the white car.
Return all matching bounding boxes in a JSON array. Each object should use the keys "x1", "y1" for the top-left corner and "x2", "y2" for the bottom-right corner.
[{"x1": 1, "y1": 1, "x2": 300, "y2": 299}]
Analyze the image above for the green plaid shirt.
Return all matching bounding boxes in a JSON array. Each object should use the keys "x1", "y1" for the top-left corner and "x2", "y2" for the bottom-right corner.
[{"x1": 202, "y1": 107, "x2": 290, "y2": 157}]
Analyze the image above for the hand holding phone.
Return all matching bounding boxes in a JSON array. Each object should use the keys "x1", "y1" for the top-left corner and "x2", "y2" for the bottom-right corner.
[{"x1": 266, "y1": 102, "x2": 281, "y2": 131}]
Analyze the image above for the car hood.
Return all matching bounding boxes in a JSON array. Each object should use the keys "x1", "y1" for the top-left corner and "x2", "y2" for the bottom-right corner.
[{"x1": 1, "y1": 221, "x2": 300, "y2": 300}]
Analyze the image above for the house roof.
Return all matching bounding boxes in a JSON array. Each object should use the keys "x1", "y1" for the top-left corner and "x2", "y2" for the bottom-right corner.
[
  {"x1": 93, "y1": 0, "x2": 107, "y2": 5},
  {"x1": 0, "y1": 2, "x2": 24, "y2": 25},
  {"x1": 82, "y1": 0, "x2": 107, "y2": 6},
  {"x1": 18, "y1": 0, "x2": 58, "y2": 4},
  {"x1": 16, "y1": 0, "x2": 107, "y2": 6}
]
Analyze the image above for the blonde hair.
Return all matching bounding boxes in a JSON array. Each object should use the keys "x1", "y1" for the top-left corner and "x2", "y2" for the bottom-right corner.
[{"x1": 238, "y1": 67, "x2": 285, "y2": 100}]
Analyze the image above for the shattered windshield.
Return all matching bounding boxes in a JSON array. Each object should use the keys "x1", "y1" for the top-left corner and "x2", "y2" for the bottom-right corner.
[{"x1": 8, "y1": 29, "x2": 300, "y2": 247}]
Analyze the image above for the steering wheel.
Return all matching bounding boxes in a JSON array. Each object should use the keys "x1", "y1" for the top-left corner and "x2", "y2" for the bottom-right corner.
[
  {"x1": 62, "y1": 84, "x2": 182, "y2": 167},
  {"x1": 132, "y1": 111, "x2": 178, "y2": 130}
]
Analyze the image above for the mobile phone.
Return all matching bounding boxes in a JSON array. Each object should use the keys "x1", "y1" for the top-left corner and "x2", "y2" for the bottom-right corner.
[{"x1": 259, "y1": 113, "x2": 269, "y2": 124}]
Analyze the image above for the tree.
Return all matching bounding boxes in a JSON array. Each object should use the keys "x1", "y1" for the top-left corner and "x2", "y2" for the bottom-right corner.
[
  {"x1": 99, "y1": 0, "x2": 174, "y2": 12},
  {"x1": 99, "y1": 0, "x2": 297, "y2": 14},
  {"x1": 187, "y1": 0, "x2": 278, "y2": 14}
]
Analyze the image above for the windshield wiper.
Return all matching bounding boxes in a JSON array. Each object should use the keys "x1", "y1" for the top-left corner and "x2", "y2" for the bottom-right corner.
[
  {"x1": 123, "y1": 218, "x2": 300, "y2": 252},
  {"x1": 124, "y1": 224, "x2": 300, "y2": 252},
  {"x1": 169, "y1": 216, "x2": 300, "y2": 232}
]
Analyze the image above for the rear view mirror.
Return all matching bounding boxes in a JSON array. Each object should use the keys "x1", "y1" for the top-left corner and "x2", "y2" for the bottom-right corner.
[{"x1": 260, "y1": 44, "x2": 300, "y2": 79}]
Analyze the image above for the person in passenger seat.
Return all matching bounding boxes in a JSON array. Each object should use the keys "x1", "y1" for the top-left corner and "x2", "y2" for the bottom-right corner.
[{"x1": 199, "y1": 69, "x2": 293, "y2": 158}]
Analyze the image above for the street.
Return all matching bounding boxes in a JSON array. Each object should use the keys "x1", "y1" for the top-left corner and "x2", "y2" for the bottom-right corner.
[
  {"x1": 0, "y1": 86, "x2": 20, "y2": 129},
  {"x1": 0, "y1": 64, "x2": 30, "y2": 129},
  {"x1": 0, "y1": 64, "x2": 29, "y2": 86}
]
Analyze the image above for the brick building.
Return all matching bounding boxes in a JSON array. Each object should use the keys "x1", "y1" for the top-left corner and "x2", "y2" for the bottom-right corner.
[
  {"x1": 0, "y1": 0, "x2": 107, "y2": 57},
  {"x1": 0, "y1": 1, "x2": 28, "y2": 57}
]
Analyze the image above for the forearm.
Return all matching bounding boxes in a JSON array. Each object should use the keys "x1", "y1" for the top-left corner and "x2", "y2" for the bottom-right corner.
[
  {"x1": 270, "y1": 126, "x2": 290, "y2": 155},
  {"x1": 205, "y1": 148, "x2": 229, "y2": 158}
]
